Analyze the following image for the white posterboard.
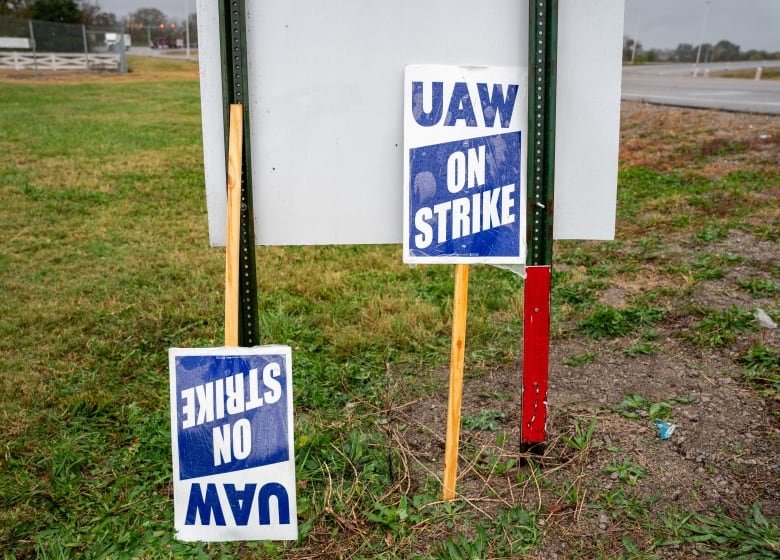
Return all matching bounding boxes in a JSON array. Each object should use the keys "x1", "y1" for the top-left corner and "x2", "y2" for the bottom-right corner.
[
  {"x1": 169, "y1": 346, "x2": 298, "y2": 541},
  {"x1": 197, "y1": 0, "x2": 624, "y2": 247}
]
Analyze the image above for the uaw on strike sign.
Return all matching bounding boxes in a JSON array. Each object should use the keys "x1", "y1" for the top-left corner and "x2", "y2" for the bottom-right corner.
[
  {"x1": 169, "y1": 346, "x2": 297, "y2": 541},
  {"x1": 404, "y1": 65, "x2": 527, "y2": 264}
]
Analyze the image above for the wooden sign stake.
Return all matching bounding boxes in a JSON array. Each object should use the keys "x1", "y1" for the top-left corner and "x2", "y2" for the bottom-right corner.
[
  {"x1": 442, "y1": 263, "x2": 470, "y2": 500},
  {"x1": 219, "y1": 0, "x2": 259, "y2": 346},
  {"x1": 224, "y1": 103, "x2": 243, "y2": 347}
]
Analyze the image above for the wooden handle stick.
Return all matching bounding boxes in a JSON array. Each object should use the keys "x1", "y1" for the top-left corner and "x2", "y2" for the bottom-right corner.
[
  {"x1": 224, "y1": 104, "x2": 243, "y2": 347},
  {"x1": 442, "y1": 263, "x2": 470, "y2": 500}
]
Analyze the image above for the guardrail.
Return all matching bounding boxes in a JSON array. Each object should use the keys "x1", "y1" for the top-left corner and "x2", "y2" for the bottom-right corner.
[{"x1": 0, "y1": 51, "x2": 121, "y2": 71}]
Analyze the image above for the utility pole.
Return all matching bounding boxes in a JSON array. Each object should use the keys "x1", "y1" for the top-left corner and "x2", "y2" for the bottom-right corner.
[
  {"x1": 694, "y1": 0, "x2": 711, "y2": 76},
  {"x1": 630, "y1": 3, "x2": 641, "y2": 64},
  {"x1": 184, "y1": 0, "x2": 191, "y2": 59}
]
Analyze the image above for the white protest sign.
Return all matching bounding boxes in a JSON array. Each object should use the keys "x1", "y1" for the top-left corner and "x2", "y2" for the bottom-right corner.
[
  {"x1": 169, "y1": 346, "x2": 298, "y2": 541},
  {"x1": 403, "y1": 65, "x2": 527, "y2": 264},
  {"x1": 197, "y1": 0, "x2": 624, "y2": 246}
]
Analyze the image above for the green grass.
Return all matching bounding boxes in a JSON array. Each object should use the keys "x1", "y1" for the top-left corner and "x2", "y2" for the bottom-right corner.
[
  {"x1": 737, "y1": 278, "x2": 778, "y2": 298},
  {"x1": 714, "y1": 67, "x2": 780, "y2": 80},
  {"x1": 603, "y1": 458, "x2": 647, "y2": 486},
  {"x1": 613, "y1": 394, "x2": 693, "y2": 421},
  {"x1": 462, "y1": 410, "x2": 507, "y2": 431},
  {"x1": 616, "y1": 167, "x2": 778, "y2": 237},
  {"x1": 564, "y1": 352, "x2": 596, "y2": 366},
  {"x1": 0, "y1": 60, "x2": 531, "y2": 558},
  {"x1": 687, "y1": 306, "x2": 758, "y2": 348},
  {"x1": 738, "y1": 342, "x2": 780, "y2": 400},
  {"x1": 1, "y1": 57, "x2": 779, "y2": 559},
  {"x1": 655, "y1": 503, "x2": 780, "y2": 559},
  {"x1": 578, "y1": 304, "x2": 665, "y2": 339}
]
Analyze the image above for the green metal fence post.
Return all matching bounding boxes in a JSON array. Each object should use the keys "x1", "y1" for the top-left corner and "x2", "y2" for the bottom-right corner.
[
  {"x1": 522, "y1": 0, "x2": 558, "y2": 449},
  {"x1": 527, "y1": 0, "x2": 558, "y2": 267},
  {"x1": 219, "y1": 0, "x2": 259, "y2": 347}
]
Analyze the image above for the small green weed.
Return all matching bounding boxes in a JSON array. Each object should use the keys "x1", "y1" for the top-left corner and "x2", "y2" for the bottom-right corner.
[
  {"x1": 564, "y1": 352, "x2": 596, "y2": 366},
  {"x1": 439, "y1": 507, "x2": 541, "y2": 559},
  {"x1": 619, "y1": 536, "x2": 661, "y2": 560},
  {"x1": 737, "y1": 278, "x2": 778, "y2": 298},
  {"x1": 603, "y1": 458, "x2": 647, "y2": 486},
  {"x1": 579, "y1": 304, "x2": 665, "y2": 339},
  {"x1": 692, "y1": 253, "x2": 725, "y2": 280},
  {"x1": 484, "y1": 454, "x2": 518, "y2": 475},
  {"x1": 493, "y1": 507, "x2": 542, "y2": 555},
  {"x1": 597, "y1": 488, "x2": 648, "y2": 519},
  {"x1": 627, "y1": 304, "x2": 667, "y2": 326},
  {"x1": 560, "y1": 418, "x2": 597, "y2": 452},
  {"x1": 366, "y1": 496, "x2": 418, "y2": 532},
  {"x1": 442, "y1": 526, "x2": 488, "y2": 560},
  {"x1": 688, "y1": 306, "x2": 757, "y2": 348},
  {"x1": 665, "y1": 502, "x2": 779, "y2": 559},
  {"x1": 624, "y1": 341, "x2": 658, "y2": 356},
  {"x1": 579, "y1": 305, "x2": 632, "y2": 338},
  {"x1": 556, "y1": 281, "x2": 598, "y2": 307},
  {"x1": 738, "y1": 342, "x2": 780, "y2": 399},
  {"x1": 694, "y1": 225, "x2": 729, "y2": 243},
  {"x1": 616, "y1": 394, "x2": 684, "y2": 420},
  {"x1": 462, "y1": 410, "x2": 506, "y2": 431}
]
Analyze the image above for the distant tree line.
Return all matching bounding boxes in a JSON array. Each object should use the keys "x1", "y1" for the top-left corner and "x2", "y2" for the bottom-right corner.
[
  {"x1": 2, "y1": 0, "x2": 112, "y2": 26},
  {"x1": 624, "y1": 36, "x2": 780, "y2": 64},
  {"x1": 1, "y1": 1, "x2": 197, "y2": 47}
]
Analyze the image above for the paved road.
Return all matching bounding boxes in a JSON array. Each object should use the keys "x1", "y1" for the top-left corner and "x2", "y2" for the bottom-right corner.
[{"x1": 622, "y1": 62, "x2": 780, "y2": 114}]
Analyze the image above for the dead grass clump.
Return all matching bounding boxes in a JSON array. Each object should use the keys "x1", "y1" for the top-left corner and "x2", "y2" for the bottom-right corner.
[{"x1": 620, "y1": 101, "x2": 780, "y2": 176}]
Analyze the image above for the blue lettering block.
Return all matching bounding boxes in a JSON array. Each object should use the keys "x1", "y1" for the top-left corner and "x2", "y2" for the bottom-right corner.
[{"x1": 408, "y1": 132, "x2": 521, "y2": 259}]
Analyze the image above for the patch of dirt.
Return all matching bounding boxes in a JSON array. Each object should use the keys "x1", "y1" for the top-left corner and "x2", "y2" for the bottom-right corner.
[
  {"x1": 388, "y1": 325, "x2": 778, "y2": 556},
  {"x1": 384, "y1": 104, "x2": 780, "y2": 556},
  {"x1": 714, "y1": 230, "x2": 780, "y2": 266},
  {"x1": 597, "y1": 273, "x2": 678, "y2": 308},
  {"x1": 620, "y1": 101, "x2": 780, "y2": 175}
]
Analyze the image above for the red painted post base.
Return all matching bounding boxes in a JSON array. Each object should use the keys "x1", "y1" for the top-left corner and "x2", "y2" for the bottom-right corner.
[{"x1": 521, "y1": 265, "x2": 551, "y2": 446}]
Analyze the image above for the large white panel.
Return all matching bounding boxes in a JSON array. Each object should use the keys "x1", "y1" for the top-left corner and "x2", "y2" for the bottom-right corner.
[
  {"x1": 554, "y1": 0, "x2": 624, "y2": 240},
  {"x1": 198, "y1": 0, "x2": 623, "y2": 246},
  {"x1": 197, "y1": 0, "x2": 227, "y2": 245}
]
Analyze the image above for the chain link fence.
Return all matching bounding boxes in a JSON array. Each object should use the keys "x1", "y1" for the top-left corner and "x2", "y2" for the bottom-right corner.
[{"x1": 0, "y1": 15, "x2": 127, "y2": 73}]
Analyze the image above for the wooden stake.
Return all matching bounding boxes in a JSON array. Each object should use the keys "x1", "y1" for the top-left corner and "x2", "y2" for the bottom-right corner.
[
  {"x1": 442, "y1": 263, "x2": 470, "y2": 500},
  {"x1": 224, "y1": 103, "x2": 243, "y2": 347}
]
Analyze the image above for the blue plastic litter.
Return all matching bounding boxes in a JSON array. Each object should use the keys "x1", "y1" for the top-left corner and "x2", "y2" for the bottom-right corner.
[{"x1": 653, "y1": 419, "x2": 677, "y2": 440}]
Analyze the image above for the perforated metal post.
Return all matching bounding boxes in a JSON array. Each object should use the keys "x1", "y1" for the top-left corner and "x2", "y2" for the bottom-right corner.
[
  {"x1": 527, "y1": 0, "x2": 557, "y2": 266},
  {"x1": 219, "y1": 0, "x2": 259, "y2": 346},
  {"x1": 522, "y1": 0, "x2": 558, "y2": 450}
]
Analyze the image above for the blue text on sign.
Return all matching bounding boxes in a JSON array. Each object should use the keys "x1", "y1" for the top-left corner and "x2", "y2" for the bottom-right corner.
[
  {"x1": 175, "y1": 355, "x2": 290, "y2": 480},
  {"x1": 408, "y1": 132, "x2": 521, "y2": 259},
  {"x1": 185, "y1": 482, "x2": 291, "y2": 526},
  {"x1": 412, "y1": 81, "x2": 519, "y2": 128}
]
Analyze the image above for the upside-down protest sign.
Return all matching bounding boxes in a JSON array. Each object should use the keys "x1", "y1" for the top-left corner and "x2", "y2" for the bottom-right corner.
[
  {"x1": 403, "y1": 65, "x2": 527, "y2": 264},
  {"x1": 169, "y1": 346, "x2": 297, "y2": 541}
]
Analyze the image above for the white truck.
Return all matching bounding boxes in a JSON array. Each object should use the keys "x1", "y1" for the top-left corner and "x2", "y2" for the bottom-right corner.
[{"x1": 105, "y1": 33, "x2": 131, "y2": 51}]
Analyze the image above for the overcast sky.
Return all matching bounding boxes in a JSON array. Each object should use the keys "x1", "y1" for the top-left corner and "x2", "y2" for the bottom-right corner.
[
  {"x1": 625, "y1": 0, "x2": 779, "y2": 52},
  {"x1": 100, "y1": 0, "x2": 780, "y2": 52}
]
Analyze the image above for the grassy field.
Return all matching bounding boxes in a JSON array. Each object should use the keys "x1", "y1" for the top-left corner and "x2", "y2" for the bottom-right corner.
[
  {"x1": 1, "y1": 57, "x2": 778, "y2": 559},
  {"x1": 714, "y1": 67, "x2": 780, "y2": 80}
]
